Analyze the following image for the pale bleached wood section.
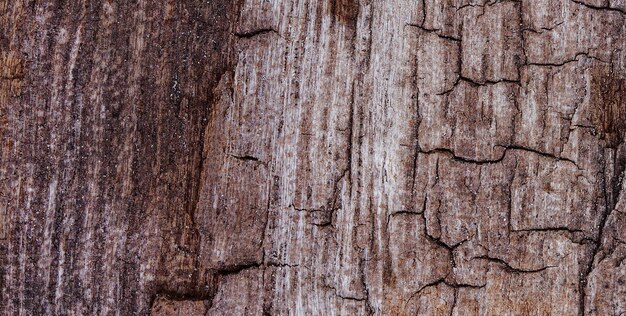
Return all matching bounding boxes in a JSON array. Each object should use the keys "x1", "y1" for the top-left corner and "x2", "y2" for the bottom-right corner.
[
  {"x1": 201, "y1": 0, "x2": 625, "y2": 315},
  {"x1": 1, "y1": 0, "x2": 625, "y2": 315}
]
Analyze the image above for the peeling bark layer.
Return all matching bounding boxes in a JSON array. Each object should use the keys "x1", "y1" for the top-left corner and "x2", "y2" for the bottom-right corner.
[{"x1": 1, "y1": 0, "x2": 625, "y2": 315}]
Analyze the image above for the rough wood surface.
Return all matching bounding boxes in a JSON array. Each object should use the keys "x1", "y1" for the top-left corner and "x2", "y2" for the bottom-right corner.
[{"x1": 1, "y1": 0, "x2": 625, "y2": 315}]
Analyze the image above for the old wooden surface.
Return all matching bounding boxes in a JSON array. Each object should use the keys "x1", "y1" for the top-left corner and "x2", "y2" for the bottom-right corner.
[{"x1": 1, "y1": 0, "x2": 625, "y2": 315}]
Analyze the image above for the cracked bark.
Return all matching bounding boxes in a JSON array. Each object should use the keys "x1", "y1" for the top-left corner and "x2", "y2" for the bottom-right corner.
[{"x1": 2, "y1": 0, "x2": 625, "y2": 315}]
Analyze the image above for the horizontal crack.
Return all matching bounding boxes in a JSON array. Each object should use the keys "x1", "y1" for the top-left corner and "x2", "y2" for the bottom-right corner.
[
  {"x1": 234, "y1": 28, "x2": 280, "y2": 39},
  {"x1": 527, "y1": 52, "x2": 609, "y2": 67},
  {"x1": 472, "y1": 255, "x2": 556, "y2": 273},
  {"x1": 436, "y1": 76, "x2": 519, "y2": 95},
  {"x1": 404, "y1": 277, "x2": 485, "y2": 310},
  {"x1": 570, "y1": 0, "x2": 626, "y2": 15},
  {"x1": 460, "y1": 75, "x2": 520, "y2": 87},
  {"x1": 388, "y1": 210, "x2": 423, "y2": 217},
  {"x1": 213, "y1": 261, "x2": 261, "y2": 275},
  {"x1": 419, "y1": 147, "x2": 505, "y2": 164},
  {"x1": 290, "y1": 204, "x2": 338, "y2": 227},
  {"x1": 228, "y1": 154, "x2": 265, "y2": 164},
  {"x1": 499, "y1": 145, "x2": 580, "y2": 168},
  {"x1": 267, "y1": 261, "x2": 300, "y2": 269},
  {"x1": 456, "y1": 0, "x2": 521, "y2": 11},
  {"x1": 291, "y1": 204, "x2": 339, "y2": 213},
  {"x1": 522, "y1": 21, "x2": 564, "y2": 34},
  {"x1": 323, "y1": 282, "x2": 367, "y2": 302},
  {"x1": 418, "y1": 145, "x2": 580, "y2": 169},
  {"x1": 404, "y1": 23, "x2": 461, "y2": 42}
]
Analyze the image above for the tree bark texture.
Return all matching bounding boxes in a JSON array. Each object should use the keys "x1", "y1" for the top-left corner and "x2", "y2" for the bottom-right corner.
[{"x1": 1, "y1": 0, "x2": 625, "y2": 315}]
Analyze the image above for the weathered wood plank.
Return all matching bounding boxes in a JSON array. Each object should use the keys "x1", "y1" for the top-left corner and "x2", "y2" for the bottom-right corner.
[{"x1": 1, "y1": 0, "x2": 625, "y2": 315}]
